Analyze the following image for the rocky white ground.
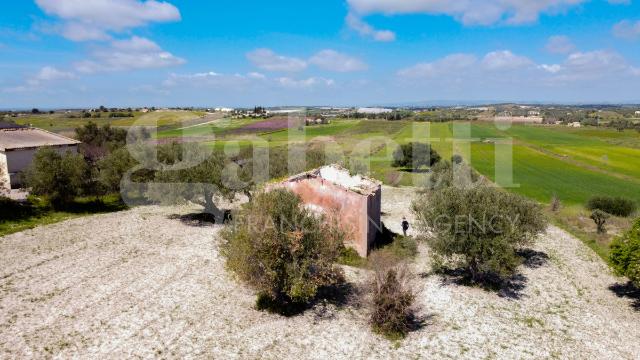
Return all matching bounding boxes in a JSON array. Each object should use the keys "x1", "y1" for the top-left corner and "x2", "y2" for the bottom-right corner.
[{"x1": 0, "y1": 186, "x2": 638, "y2": 359}]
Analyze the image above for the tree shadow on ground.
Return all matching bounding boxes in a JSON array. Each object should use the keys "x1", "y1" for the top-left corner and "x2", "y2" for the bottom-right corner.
[
  {"x1": 517, "y1": 249, "x2": 550, "y2": 269},
  {"x1": 60, "y1": 197, "x2": 128, "y2": 214},
  {"x1": 398, "y1": 168, "x2": 431, "y2": 174},
  {"x1": 608, "y1": 282, "x2": 640, "y2": 311},
  {"x1": 430, "y1": 249, "x2": 549, "y2": 300},
  {"x1": 167, "y1": 210, "x2": 232, "y2": 227},
  {"x1": 256, "y1": 281, "x2": 361, "y2": 318}
]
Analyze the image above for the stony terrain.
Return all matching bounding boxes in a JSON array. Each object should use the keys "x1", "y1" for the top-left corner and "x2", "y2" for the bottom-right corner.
[{"x1": 0, "y1": 186, "x2": 638, "y2": 359}]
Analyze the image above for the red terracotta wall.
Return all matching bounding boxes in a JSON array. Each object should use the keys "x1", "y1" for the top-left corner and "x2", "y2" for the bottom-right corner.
[{"x1": 281, "y1": 178, "x2": 370, "y2": 257}]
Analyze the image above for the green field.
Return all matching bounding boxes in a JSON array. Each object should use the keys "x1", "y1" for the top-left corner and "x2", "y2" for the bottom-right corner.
[
  {"x1": 173, "y1": 119, "x2": 640, "y2": 207},
  {"x1": 19, "y1": 113, "x2": 640, "y2": 207}
]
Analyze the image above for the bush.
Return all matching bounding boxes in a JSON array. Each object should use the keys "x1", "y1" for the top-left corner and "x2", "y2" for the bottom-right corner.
[
  {"x1": 97, "y1": 148, "x2": 137, "y2": 193},
  {"x1": 392, "y1": 142, "x2": 440, "y2": 170},
  {"x1": 24, "y1": 148, "x2": 90, "y2": 208},
  {"x1": 0, "y1": 196, "x2": 33, "y2": 221},
  {"x1": 586, "y1": 196, "x2": 636, "y2": 217},
  {"x1": 369, "y1": 253, "x2": 416, "y2": 340},
  {"x1": 221, "y1": 189, "x2": 345, "y2": 312},
  {"x1": 427, "y1": 160, "x2": 481, "y2": 191},
  {"x1": 413, "y1": 185, "x2": 547, "y2": 283},
  {"x1": 610, "y1": 218, "x2": 640, "y2": 287}
]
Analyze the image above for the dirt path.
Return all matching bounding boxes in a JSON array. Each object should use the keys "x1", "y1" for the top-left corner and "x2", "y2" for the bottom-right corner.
[{"x1": 0, "y1": 188, "x2": 638, "y2": 359}]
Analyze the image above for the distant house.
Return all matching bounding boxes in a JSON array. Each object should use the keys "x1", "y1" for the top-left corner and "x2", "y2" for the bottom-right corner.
[
  {"x1": 357, "y1": 107, "x2": 393, "y2": 115},
  {"x1": 635, "y1": 111, "x2": 640, "y2": 116},
  {"x1": 272, "y1": 165, "x2": 382, "y2": 257},
  {"x1": 0, "y1": 124, "x2": 80, "y2": 190}
]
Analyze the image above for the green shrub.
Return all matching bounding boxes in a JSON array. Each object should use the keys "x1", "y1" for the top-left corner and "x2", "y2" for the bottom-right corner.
[
  {"x1": 97, "y1": 148, "x2": 136, "y2": 193},
  {"x1": 24, "y1": 148, "x2": 90, "y2": 208},
  {"x1": 221, "y1": 189, "x2": 344, "y2": 312},
  {"x1": 413, "y1": 184, "x2": 547, "y2": 283},
  {"x1": 337, "y1": 247, "x2": 367, "y2": 267},
  {"x1": 586, "y1": 196, "x2": 637, "y2": 217},
  {"x1": 392, "y1": 142, "x2": 440, "y2": 170},
  {"x1": 427, "y1": 160, "x2": 481, "y2": 191},
  {"x1": 610, "y1": 218, "x2": 640, "y2": 287}
]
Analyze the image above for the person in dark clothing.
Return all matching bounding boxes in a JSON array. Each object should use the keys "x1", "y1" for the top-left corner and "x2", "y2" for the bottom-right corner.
[{"x1": 401, "y1": 217, "x2": 410, "y2": 237}]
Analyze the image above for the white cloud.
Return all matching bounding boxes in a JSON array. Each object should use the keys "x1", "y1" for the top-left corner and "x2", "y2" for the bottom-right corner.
[
  {"x1": 74, "y1": 36, "x2": 185, "y2": 73},
  {"x1": 399, "y1": 49, "x2": 639, "y2": 83},
  {"x1": 613, "y1": 20, "x2": 640, "y2": 40},
  {"x1": 32, "y1": 66, "x2": 76, "y2": 82},
  {"x1": 163, "y1": 71, "x2": 334, "y2": 90},
  {"x1": 246, "y1": 48, "x2": 368, "y2": 73},
  {"x1": 309, "y1": 50, "x2": 368, "y2": 72},
  {"x1": 539, "y1": 64, "x2": 562, "y2": 73},
  {"x1": 545, "y1": 35, "x2": 576, "y2": 54},
  {"x1": 246, "y1": 48, "x2": 308, "y2": 72},
  {"x1": 347, "y1": 0, "x2": 587, "y2": 26},
  {"x1": 555, "y1": 50, "x2": 632, "y2": 80},
  {"x1": 345, "y1": 13, "x2": 396, "y2": 42},
  {"x1": 4, "y1": 66, "x2": 76, "y2": 93},
  {"x1": 276, "y1": 77, "x2": 335, "y2": 88},
  {"x1": 397, "y1": 53, "x2": 477, "y2": 77},
  {"x1": 481, "y1": 50, "x2": 534, "y2": 70},
  {"x1": 35, "y1": 0, "x2": 181, "y2": 41}
]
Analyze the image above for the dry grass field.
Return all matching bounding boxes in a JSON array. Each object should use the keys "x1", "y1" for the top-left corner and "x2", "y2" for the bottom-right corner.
[{"x1": 0, "y1": 187, "x2": 638, "y2": 359}]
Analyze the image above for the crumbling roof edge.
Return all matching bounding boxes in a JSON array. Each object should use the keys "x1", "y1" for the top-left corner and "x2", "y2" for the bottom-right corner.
[{"x1": 281, "y1": 164, "x2": 382, "y2": 196}]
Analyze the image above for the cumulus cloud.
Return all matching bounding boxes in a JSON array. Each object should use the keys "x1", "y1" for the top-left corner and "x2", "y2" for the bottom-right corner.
[
  {"x1": 398, "y1": 49, "x2": 639, "y2": 85},
  {"x1": 246, "y1": 48, "x2": 367, "y2": 73},
  {"x1": 35, "y1": 0, "x2": 181, "y2": 41},
  {"x1": 345, "y1": 13, "x2": 396, "y2": 42},
  {"x1": 308, "y1": 50, "x2": 368, "y2": 72},
  {"x1": 482, "y1": 50, "x2": 534, "y2": 70},
  {"x1": 397, "y1": 54, "x2": 477, "y2": 78},
  {"x1": 347, "y1": 0, "x2": 587, "y2": 26},
  {"x1": 613, "y1": 20, "x2": 640, "y2": 40},
  {"x1": 4, "y1": 66, "x2": 76, "y2": 93},
  {"x1": 545, "y1": 35, "x2": 576, "y2": 54},
  {"x1": 246, "y1": 48, "x2": 308, "y2": 72},
  {"x1": 74, "y1": 36, "x2": 185, "y2": 73}
]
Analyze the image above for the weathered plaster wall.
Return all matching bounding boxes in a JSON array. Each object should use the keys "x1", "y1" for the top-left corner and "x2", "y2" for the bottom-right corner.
[{"x1": 280, "y1": 176, "x2": 381, "y2": 257}]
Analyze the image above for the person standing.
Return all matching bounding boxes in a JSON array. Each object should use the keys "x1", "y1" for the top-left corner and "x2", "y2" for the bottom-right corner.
[{"x1": 402, "y1": 217, "x2": 410, "y2": 237}]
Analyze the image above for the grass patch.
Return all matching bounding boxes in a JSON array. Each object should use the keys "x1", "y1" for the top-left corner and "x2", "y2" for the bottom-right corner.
[{"x1": 0, "y1": 194, "x2": 127, "y2": 237}]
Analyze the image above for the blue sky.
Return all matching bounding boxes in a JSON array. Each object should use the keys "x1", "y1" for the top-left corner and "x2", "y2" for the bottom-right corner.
[{"x1": 1, "y1": 0, "x2": 639, "y2": 108}]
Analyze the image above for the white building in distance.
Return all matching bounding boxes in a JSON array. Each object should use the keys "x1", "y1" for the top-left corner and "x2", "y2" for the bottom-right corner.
[{"x1": 0, "y1": 123, "x2": 80, "y2": 190}]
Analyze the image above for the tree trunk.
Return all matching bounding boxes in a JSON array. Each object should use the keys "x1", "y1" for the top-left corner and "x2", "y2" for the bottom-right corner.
[{"x1": 203, "y1": 189, "x2": 224, "y2": 223}]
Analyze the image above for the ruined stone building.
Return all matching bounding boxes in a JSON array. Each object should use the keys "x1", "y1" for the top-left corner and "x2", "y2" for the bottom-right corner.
[{"x1": 276, "y1": 165, "x2": 382, "y2": 257}]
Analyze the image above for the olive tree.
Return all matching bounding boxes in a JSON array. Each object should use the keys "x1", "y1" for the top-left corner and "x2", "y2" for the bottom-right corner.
[
  {"x1": 221, "y1": 189, "x2": 344, "y2": 311},
  {"x1": 24, "y1": 148, "x2": 90, "y2": 207},
  {"x1": 145, "y1": 144, "x2": 237, "y2": 221},
  {"x1": 413, "y1": 185, "x2": 547, "y2": 283},
  {"x1": 610, "y1": 218, "x2": 640, "y2": 287},
  {"x1": 392, "y1": 142, "x2": 440, "y2": 170},
  {"x1": 97, "y1": 148, "x2": 137, "y2": 193}
]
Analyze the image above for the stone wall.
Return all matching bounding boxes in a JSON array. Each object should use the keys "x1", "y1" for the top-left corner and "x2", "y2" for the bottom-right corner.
[{"x1": 279, "y1": 176, "x2": 381, "y2": 257}]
